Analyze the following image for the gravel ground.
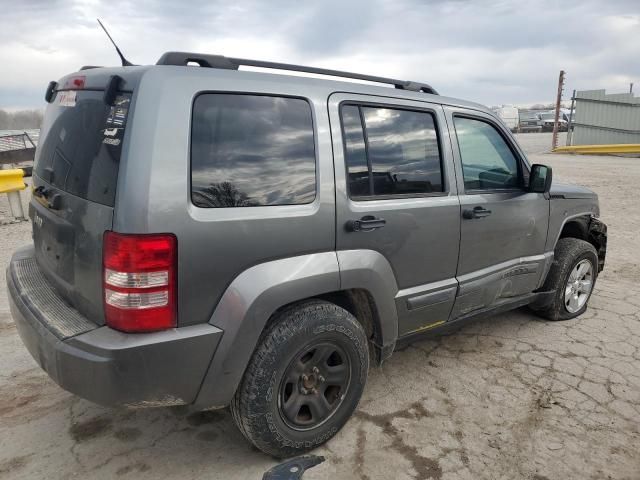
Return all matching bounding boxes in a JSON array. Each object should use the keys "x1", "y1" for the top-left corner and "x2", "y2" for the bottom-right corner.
[{"x1": 1, "y1": 132, "x2": 639, "y2": 480}]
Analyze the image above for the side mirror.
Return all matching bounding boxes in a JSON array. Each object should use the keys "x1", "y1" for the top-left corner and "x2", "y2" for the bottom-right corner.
[{"x1": 529, "y1": 164, "x2": 552, "y2": 194}]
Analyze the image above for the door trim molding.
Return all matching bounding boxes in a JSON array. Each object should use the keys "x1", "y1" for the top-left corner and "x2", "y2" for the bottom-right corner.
[
  {"x1": 406, "y1": 286, "x2": 457, "y2": 311},
  {"x1": 396, "y1": 278, "x2": 458, "y2": 310}
]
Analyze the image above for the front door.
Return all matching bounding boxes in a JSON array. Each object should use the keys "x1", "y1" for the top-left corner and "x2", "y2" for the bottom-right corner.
[
  {"x1": 445, "y1": 109, "x2": 550, "y2": 318},
  {"x1": 329, "y1": 93, "x2": 461, "y2": 336}
]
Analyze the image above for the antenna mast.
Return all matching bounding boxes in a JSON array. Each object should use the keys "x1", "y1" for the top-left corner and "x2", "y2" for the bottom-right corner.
[{"x1": 97, "y1": 19, "x2": 133, "y2": 67}]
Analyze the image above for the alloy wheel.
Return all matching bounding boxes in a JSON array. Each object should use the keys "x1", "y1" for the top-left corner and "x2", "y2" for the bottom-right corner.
[{"x1": 564, "y1": 259, "x2": 594, "y2": 313}]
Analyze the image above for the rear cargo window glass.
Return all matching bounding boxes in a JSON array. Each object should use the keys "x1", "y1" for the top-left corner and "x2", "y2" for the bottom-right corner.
[
  {"x1": 191, "y1": 94, "x2": 316, "y2": 207},
  {"x1": 34, "y1": 90, "x2": 130, "y2": 207},
  {"x1": 341, "y1": 104, "x2": 443, "y2": 199}
]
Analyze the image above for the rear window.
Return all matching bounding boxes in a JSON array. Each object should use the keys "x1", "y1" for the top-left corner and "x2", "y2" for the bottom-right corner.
[
  {"x1": 35, "y1": 90, "x2": 130, "y2": 207},
  {"x1": 341, "y1": 104, "x2": 444, "y2": 199},
  {"x1": 191, "y1": 94, "x2": 316, "y2": 208}
]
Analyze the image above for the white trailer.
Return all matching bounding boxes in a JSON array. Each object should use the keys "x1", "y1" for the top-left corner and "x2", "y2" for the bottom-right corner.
[{"x1": 491, "y1": 105, "x2": 519, "y2": 132}]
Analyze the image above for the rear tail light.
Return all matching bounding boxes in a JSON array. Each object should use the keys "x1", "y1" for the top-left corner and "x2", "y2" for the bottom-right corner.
[{"x1": 103, "y1": 232, "x2": 177, "y2": 332}]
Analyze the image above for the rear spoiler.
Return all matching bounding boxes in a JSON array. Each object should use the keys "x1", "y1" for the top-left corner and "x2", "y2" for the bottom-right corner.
[{"x1": 45, "y1": 74, "x2": 123, "y2": 106}]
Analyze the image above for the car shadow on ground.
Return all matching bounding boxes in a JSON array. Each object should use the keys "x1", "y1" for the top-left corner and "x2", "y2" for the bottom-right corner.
[
  {"x1": 0, "y1": 306, "x2": 536, "y2": 478},
  {"x1": 4, "y1": 282, "x2": 638, "y2": 480}
]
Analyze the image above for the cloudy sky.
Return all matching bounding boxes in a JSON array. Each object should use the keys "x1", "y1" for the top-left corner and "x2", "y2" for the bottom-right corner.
[{"x1": 0, "y1": 0, "x2": 638, "y2": 110}]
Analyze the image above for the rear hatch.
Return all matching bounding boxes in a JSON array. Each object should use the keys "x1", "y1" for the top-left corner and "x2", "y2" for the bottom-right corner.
[{"x1": 30, "y1": 70, "x2": 137, "y2": 326}]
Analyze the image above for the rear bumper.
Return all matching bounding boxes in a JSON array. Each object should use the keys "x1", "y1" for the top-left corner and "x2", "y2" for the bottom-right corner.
[{"x1": 7, "y1": 245, "x2": 223, "y2": 408}]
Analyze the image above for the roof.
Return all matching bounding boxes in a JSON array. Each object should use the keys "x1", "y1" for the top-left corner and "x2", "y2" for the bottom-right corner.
[{"x1": 64, "y1": 52, "x2": 490, "y2": 115}]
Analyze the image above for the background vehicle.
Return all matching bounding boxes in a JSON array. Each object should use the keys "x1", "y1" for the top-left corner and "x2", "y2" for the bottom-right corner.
[
  {"x1": 540, "y1": 110, "x2": 568, "y2": 132},
  {"x1": 561, "y1": 107, "x2": 575, "y2": 124},
  {"x1": 518, "y1": 110, "x2": 543, "y2": 132},
  {"x1": 6, "y1": 53, "x2": 607, "y2": 458}
]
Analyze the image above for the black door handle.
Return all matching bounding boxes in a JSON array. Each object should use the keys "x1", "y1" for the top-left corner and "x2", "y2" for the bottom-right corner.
[
  {"x1": 346, "y1": 215, "x2": 386, "y2": 232},
  {"x1": 463, "y1": 206, "x2": 492, "y2": 219}
]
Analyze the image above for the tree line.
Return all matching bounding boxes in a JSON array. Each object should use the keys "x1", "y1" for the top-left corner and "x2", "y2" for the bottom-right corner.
[{"x1": 0, "y1": 109, "x2": 43, "y2": 130}]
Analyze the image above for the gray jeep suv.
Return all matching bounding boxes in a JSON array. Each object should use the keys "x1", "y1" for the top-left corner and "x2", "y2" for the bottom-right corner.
[{"x1": 7, "y1": 52, "x2": 607, "y2": 458}]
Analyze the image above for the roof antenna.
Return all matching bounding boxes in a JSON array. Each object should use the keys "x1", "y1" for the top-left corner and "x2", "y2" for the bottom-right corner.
[{"x1": 97, "y1": 18, "x2": 134, "y2": 66}]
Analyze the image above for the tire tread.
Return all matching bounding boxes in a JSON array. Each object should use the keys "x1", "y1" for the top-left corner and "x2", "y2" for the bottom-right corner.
[
  {"x1": 230, "y1": 300, "x2": 368, "y2": 457},
  {"x1": 533, "y1": 237, "x2": 598, "y2": 321}
]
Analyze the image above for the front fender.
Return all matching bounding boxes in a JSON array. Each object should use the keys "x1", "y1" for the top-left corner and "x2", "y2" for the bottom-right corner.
[
  {"x1": 589, "y1": 217, "x2": 607, "y2": 272},
  {"x1": 546, "y1": 203, "x2": 597, "y2": 252}
]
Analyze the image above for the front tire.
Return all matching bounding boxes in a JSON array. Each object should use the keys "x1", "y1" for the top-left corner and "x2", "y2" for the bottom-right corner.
[
  {"x1": 230, "y1": 300, "x2": 369, "y2": 458},
  {"x1": 532, "y1": 238, "x2": 598, "y2": 321}
]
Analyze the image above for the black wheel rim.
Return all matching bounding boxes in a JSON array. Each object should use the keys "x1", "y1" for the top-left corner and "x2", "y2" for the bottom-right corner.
[{"x1": 278, "y1": 341, "x2": 352, "y2": 431}]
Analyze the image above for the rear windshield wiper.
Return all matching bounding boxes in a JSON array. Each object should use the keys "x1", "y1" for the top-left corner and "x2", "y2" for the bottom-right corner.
[{"x1": 33, "y1": 185, "x2": 62, "y2": 210}]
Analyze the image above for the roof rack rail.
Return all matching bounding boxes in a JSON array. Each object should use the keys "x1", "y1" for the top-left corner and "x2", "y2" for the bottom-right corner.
[{"x1": 156, "y1": 51, "x2": 439, "y2": 95}]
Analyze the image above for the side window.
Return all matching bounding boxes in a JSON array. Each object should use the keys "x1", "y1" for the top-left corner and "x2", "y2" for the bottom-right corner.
[
  {"x1": 341, "y1": 104, "x2": 443, "y2": 199},
  {"x1": 454, "y1": 116, "x2": 521, "y2": 191},
  {"x1": 191, "y1": 94, "x2": 316, "y2": 207},
  {"x1": 341, "y1": 106, "x2": 370, "y2": 197}
]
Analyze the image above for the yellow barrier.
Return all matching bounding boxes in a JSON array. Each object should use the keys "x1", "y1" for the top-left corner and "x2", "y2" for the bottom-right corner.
[
  {"x1": 0, "y1": 168, "x2": 27, "y2": 193},
  {"x1": 553, "y1": 144, "x2": 640, "y2": 154},
  {"x1": 0, "y1": 168, "x2": 27, "y2": 220}
]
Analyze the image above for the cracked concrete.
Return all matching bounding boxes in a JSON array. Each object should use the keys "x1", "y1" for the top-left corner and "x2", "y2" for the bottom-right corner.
[{"x1": 0, "y1": 133, "x2": 639, "y2": 479}]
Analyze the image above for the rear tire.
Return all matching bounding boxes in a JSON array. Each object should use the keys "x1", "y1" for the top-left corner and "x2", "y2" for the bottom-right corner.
[
  {"x1": 532, "y1": 238, "x2": 598, "y2": 321},
  {"x1": 230, "y1": 300, "x2": 369, "y2": 458}
]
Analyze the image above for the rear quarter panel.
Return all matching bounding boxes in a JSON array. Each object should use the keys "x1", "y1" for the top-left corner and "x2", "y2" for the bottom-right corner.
[{"x1": 113, "y1": 67, "x2": 336, "y2": 326}]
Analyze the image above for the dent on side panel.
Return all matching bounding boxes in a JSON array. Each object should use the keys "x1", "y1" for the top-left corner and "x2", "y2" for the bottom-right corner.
[
  {"x1": 451, "y1": 253, "x2": 552, "y2": 318},
  {"x1": 194, "y1": 252, "x2": 340, "y2": 408}
]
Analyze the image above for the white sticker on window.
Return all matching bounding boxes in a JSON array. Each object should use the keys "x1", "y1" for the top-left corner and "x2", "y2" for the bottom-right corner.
[{"x1": 58, "y1": 91, "x2": 77, "y2": 107}]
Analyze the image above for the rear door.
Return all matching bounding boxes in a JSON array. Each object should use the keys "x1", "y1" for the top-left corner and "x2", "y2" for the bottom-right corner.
[
  {"x1": 30, "y1": 77, "x2": 133, "y2": 325},
  {"x1": 445, "y1": 108, "x2": 550, "y2": 318},
  {"x1": 329, "y1": 93, "x2": 460, "y2": 336}
]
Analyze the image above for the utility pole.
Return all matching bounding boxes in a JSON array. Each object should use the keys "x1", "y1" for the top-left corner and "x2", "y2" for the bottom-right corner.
[
  {"x1": 566, "y1": 89, "x2": 576, "y2": 146},
  {"x1": 631, "y1": 83, "x2": 634, "y2": 94},
  {"x1": 552, "y1": 70, "x2": 565, "y2": 151}
]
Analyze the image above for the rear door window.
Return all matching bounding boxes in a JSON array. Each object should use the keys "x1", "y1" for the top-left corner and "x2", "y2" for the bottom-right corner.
[
  {"x1": 191, "y1": 94, "x2": 316, "y2": 207},
  {"x1": 341, "y1": 104, "x2": 444, "y2": 199},
  {"x1": 35, "y1": 90, "x2": 130, "y2": 207}
]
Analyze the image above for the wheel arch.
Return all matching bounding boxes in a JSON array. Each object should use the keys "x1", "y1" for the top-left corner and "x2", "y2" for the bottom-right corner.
[
  {"x1": 559, "y1": 216, "x2": 590, "y2": 242},
  {"x1": 314, "y1": 288, "x2": 388, "y2": 362},
  {"x1": 555, "y1": 215, "x2": 606, "y2": 271},
  {"x1": 193, "y1": 250, "x2": 400, "y2": 409}
]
